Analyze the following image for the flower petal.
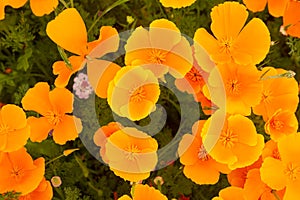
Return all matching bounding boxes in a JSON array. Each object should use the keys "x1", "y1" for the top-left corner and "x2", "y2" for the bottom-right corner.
[
  {"x1": 267, "y1": 0, "x2": 289, "y2": 17},
  {"x1": 46, "y1": 8, "x2": 87, "y2": 55},
  {"x1": 27, "y1": 117, "x2": 53, "y2": 142},
  {"x1": 49, "y1": 87, "x2": 73, "y2": 114},
  {"x1": 243, "y1": 0, "x2": 267, "y2": 12},
  {"x1": 52, "y1": 115, "x2": 82, "y2": 145},
  {"x1": 30, "y1": 0, "x2": 58, "y2": 16}
]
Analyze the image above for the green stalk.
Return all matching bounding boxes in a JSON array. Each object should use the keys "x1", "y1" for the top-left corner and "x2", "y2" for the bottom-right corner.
[{"x1": 272, "y1": 190, "x2": 281, "y2": 200}]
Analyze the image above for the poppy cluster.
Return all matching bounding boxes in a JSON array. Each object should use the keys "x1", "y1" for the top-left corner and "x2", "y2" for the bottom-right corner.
[{"x1": 0, "y1": 0, "x2": 300, "y2": 199}]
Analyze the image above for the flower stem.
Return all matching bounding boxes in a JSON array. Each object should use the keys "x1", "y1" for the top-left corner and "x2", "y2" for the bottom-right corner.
[
  {"x1": 59, "y1": 0, "x2": 69, "y2": 8},
  {"x1": 46, "y1": 154, "x2": 64, "y2": 166},
  {"x1": 87, "y1": 0, "x2": 130, "y2": 34},
  {"x1": 272, "y1": 190, "x2": 281, "y2": 200}
]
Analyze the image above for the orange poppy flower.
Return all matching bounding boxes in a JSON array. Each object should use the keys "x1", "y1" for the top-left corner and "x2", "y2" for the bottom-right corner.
[
  {"x1": 244, "y1": 168, "x2": 285, "y2": 200},
  {"x1": 227, "y1": 157, "x2": 262, "y2": 188},
  {"x1": 118, "y1": 184, "x2": 168, "y2": 200},
  {"x1": 125, "y1": 19, "x2": 193, "y2": 79},
  {"x1": 159, "y1": 0, "x2": 196, "y2": 8},
  {"x1": 253, "y1": 67, "x2": 299, "y2": 121},
  {"x1": 264, "y1": 109, "x2": 298, "y2": 141},
  {"x1": 0, "y1": 147, "x2": 45, "y2": 195},
  {"x1": 261, "y1": 139, "x2": 281, "y2": 160},
  {"x1": 212, "y1": 186, "x2": 246, "y2": 200},
  {"x1": 107, "y1": 66, "x2": 160, "y2": 121},
  {"x1": 0, "y1": 104, "x2": 30, "y2": 152},
  {"x1": 202, "y1": 113, "x2": 265, "y2": 170},
  {"x1": 260, "y1": 133, "x2": 300, "y2": 200},
  {"x1": 0, "y1": 0, "x2": 27, "y2": 20},
  {"x1": 283, "y1": 0, "x2": 300, "y2": 38},
  {"x1": 208, "y1": 62, "x2": 262, "y2": 116},
  {"x1": 105, "y1": 127, "x2": 158, "y2": 182},
  {"x1": 178, "y1": 120, "x2": 231, "y2": 184},
  {"x1": 46, "y1": 8, "x2": 120, "y2": 95},
  {"x1": 19, "y1": 178, "x2": 53, "y2": 200},
  {"x1": 243, "y1": 0, "x2": 289, "y2": 17},
  {"x1": 21, "y1": 82, "x2": 83, "y2": 145},
  {"x1": 93, "y1": 122, "x2": 123, "y2": 163},
  {"x1": 194, "y1": 1, "x2": 270, "y2": 65}
]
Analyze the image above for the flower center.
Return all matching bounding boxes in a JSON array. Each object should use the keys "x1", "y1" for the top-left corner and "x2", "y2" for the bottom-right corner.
[
  {"x1": 219, "y1": 129, "x2": 238, "y2": 148},
  {"x1": 272, "y1": 148, "x2": 281, "y2": 160},
  {"x1": 11, "y1": 166, "x2": 23, "y2": 181},
  {"x1": 284, "y1": 163, "x2": 300, "y2": 181},
  {"x1": 262, "y1": 91, "x2": 271, "y2": 104},
  {"x1": 124, "y1": 144, "x2": 141, "y2": 161},
  {"x1": 148, "y1": 49, "x2": 167, "y2": 64},
  {"x1": 226, "y1": 79, "x2": 240, "y2": 95},
  {"x1": 45, "y1": 110, "x2": 63, "y2": 126},
  {"x1": 219, "y1": 38, "x2": 234, "y2": 53},
  {"x1": 198, "y1": 144, "x2": 209, "y2": 161},
  {"x1": 186, "y1": 68, "x2": 203, "y2": 82},
  {"x1": 0, "y1": 124, "x2": 11, "y2": 135},
  {"x1": 130, "y1": 86, "x2": 146, "y2": 102},
  {"x1": 270, "y1": 119, "x2": 284, "y2": 130}
]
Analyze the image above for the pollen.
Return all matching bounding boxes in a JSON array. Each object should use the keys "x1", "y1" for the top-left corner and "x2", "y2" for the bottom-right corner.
[
  {"x1": 186, "y1": 67, "x2": 203, "y2": 82},
  {"x1": 198, "y1": 144, "x2": 209, "y2": 161},
  {"x1": 130, "y1": 86, "x2": 146, "y2": 102},
  {"x1": 220, "y1": 129, "x2": 238, "y2": 148},
  {"x1": 219, "y1": 37, "x2": 234, "y2": 54},
  {"x1": 226, "y1": 79, "x2": 241, "y2": 95},
  {"x1": 45, "y1": 110, "x2": 63, "y2": 126},
  {"x1": 148, "y1": 49, "x2": 167, "y2": 64},
  {"x1": 124, "y1": 144, "x2": 141, "y2": 161},
  {"x1": 284, "y1": 163, "x2": 300, "y2": 181}
]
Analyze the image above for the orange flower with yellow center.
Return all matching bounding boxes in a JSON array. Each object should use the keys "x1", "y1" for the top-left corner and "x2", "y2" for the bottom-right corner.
[
  {"x1": 253, "y1": 67, "x2": 299, "y2": 121},
  {"x1": 243, "y1": 0, "x2": 289, "y2": 17},
  {"x1": 178, "y1": 120, "x2": 231, "y2": 184},
  {"x1": 212, "y1": 186, "x2": 246, "y2": 200},
  {"x1": 194, "y1": 1, "x2": 270, "y2": 65},
  {"x1": 21, "y1": 82, "x2": 82, "y2": 145},
  {"x1": 260, "y1": 133, "x2": 300, "y2": 200},
  {"x1": 159, "y1": 0, "x2": 196, "y2": 8},
  {"x1": 0, "y1": 104, "x2": 30, "y2": 152},
  {"x1": 208, "y1": 62, "x2": 262, "y2": 115},
  {"x1": 105, "y1": 127, "x2": 158, "y2": 182},
  {"x1": 19, "y1": 178, "x2": 53, "y2": 200},
  {"x1": 125, "y1": 19, "x2": 193, "y2": 79},
  {"x1": 265, "y1": 109, "x2": 298, "y2": 141},
  {"x1": 0, "y1": 147, "x2": 45, "y2": 195},
  {"x1": 107, "y1": 66, "x2": 160, "y2": 121},
  {"x1": 118, "y1": 184, "x2": 167, "y2": 200},
  {"x1": 46, "y1": 8, "x2": 120, "y2": 97},
  {"x1": 202, "y1": 113, "x2": 265, "y2": 170}
]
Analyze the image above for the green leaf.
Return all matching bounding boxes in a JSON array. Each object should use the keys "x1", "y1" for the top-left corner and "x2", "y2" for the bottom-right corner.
[{"x1": 17, "y1": 48, "x2": 32, "y2": 71}]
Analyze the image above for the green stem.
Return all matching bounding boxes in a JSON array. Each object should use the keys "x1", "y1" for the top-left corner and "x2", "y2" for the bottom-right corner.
[
  {"x1": 161, "y1": 97, "x2": 180, "y2": 114},
  {"x1": 59, "y1": 0, "x2": 69, "y2": 8},
  {"x1": 70, "y1": 0, "x2": 74, "y2": 7},
  {"x1": 87, "y1": 0, "x2": 130, "y2": 34},
  {"x1": 54, "y1": 187, "x2": 65, "y2": 199},
  {"x1": 46, "y1": 154, "x2": 64, "y2": 166},
  {"x1": 272, "y1": 190, "x2": 281, "y2": 200}
]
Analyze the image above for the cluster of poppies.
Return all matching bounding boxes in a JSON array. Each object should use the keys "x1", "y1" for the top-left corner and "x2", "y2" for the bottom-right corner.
[{"x1": 1, "y1": 0, "x2": 300, "y2": 199}]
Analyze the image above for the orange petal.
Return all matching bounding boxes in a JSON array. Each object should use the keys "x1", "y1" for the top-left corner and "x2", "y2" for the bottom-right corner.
[
  {"x1": 244, "y1": 169, "x2": 270, "y2": 200},
  {"x1": 260, "y1": 157, "x2": 287, "y2": 190},
  {"x1": 0, "y1": 1, "x2": 6, "y2": 20},
  {"x1": 87, "y1": 59, "x2": 121, "y2": 98},
  {"x1": 284, "y1": 180, "x2": 300, "y2": 200},
  {"x1": 243, "y1": 0, "x2": 267, "y2": 12},
  {"x1": 118, "y1": 195, "x2": 132, "y2": 200},
  {"x1": 159, "y1": 0, "x2": 196, "y2": 8},
  {"x1": 278, "y1": 133, "x2": 300, "y2": 164},
  {"x1": 166, "y1": 37, "x2": 193, "y2": 78},
  {"x1": 267, "y1": 0, "x2": 289, "y2": 17},
  {"x1": 46, "y1": 8, "x2": 87, "y2": 55},
  {"x1": 49, "y1": 87, "x2": 73, "y2": 114},
  {"x1": 229, "y1": 134, "x2": 264, "y2": 170},
  {"x1": 20, "y1": 178, "x2": 53, "y2": 200},
  {"x1": 3, "y1": 125, "x2": 30, "y2": 152},
  {"x1": 28, "y1": 117, "x2": 53, "y2": 142},
  {"x1": 52, "y1": 115, "x2": 82, "y2": 145},
  {"x1": 124, "y1": 100, "x2": 156, "y2": 121},
  {"x1": 193, "y1": 28, "x2": 220, "y2": 63},
  {"x1": 178, "y1": 134, "x2": 200, "y2": 166},
  {"x1": 21, "y1": 82, "x2": 52, "y2": 116},
  {"x1": 30, "y1": 0, "x2": 58, "y2": 16},
  {"x1": 88, "y1": 26, "x2": 120, "y2": 57},
  {"x1": 211, "y1": 1, "x2": 248, "y2": 39},
  {"x1": 183, "y1": 160, "x2": 220, "y2": 184},
  {"x1": 233, "y1": 18, "x2": 270, "y2": 65},
  {"x1": 53, "y1": 55, "x2": 85, "y2": 88},
  {"x1": 149, "y1": 19, "x2": 181, "y2": 51},
  {"x1": 283, "y1": 1, "x2": 300, "y2": 38},
  {"x1": 5, "y1": 0, "x2": 27, "y2": 8},
  {"x1": 218, "y1": 186, "x2": 245, "y2": 200},
  {"x1": 1, "y1": 104, "x2": 27, "y2": 129}
]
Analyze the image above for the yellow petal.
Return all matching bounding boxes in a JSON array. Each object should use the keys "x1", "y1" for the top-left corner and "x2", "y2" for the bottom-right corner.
[{"x1": 30, "y1": 0, "x2": 58, "y2": 16}]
